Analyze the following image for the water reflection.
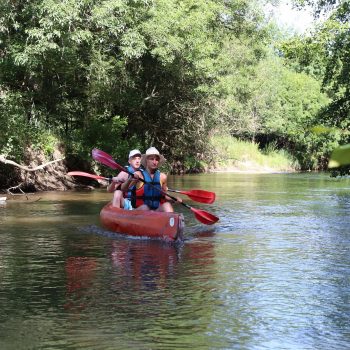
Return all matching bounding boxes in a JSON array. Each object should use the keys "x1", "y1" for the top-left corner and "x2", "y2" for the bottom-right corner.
[
  {"x1": 63, "y1": 236, "x2": 216, "y2": 311},
  {"x1": 109, "y1": 240, "x2": 181, "y2": 290},
  {"x1": 1, "y1": 174, "x2": 350, "y2": 349},
  {"x1": 64, "y1": 256, "x2": 98, "y2": 312}
]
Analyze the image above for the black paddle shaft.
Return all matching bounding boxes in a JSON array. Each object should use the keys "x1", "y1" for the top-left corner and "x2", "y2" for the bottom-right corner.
[{"x1": 121, "y1": 167, "x2": 180, "y2": 203}]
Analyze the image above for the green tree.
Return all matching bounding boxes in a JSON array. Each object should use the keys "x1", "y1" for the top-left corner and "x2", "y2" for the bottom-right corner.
[
  {"x1": 212, "y1": 43, "x2": 333, "y2": 169},
  {"x1": 291, "y1": 1, "x2": 350, "y2": 136},
  {"x1": 1, "y1": 0, "x2": 272, "y2": 166}
]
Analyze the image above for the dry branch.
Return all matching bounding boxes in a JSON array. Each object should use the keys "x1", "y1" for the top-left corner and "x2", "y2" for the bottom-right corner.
[
  {"x1": 6, "y1": 183, "x2": 41, "y2": 201},
  {"x1": 0, "y1": 155, "x2": 65, "y2": 171}
]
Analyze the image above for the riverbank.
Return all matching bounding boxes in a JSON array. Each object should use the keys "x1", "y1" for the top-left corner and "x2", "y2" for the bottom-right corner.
[
  {"x1": 211, "y1": 167, "x2": 291, "y2": 174},
  {"x1": 209, "y1": 160, "x2": 295, "y2": 174},
  {"x1": 0, "y1": 147, "x2": 89, "y2": 193},
  {"x1": 208, "y1": 136, "x2": 299, "y2": 174},
  {"x1": 0, "y1": 137, "x2": 298, "y2": 193}
]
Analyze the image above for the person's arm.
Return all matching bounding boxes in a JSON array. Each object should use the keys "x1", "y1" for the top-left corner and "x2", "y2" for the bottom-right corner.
[
  {"x1": 120, "y1": 171, "x2": 141, "y2": 192},
  {"x1": 160, "y1": 173, "x2": 168, "y2": 193},
  {"x1": 107, "y1": 178, "x2": 119, "y2": 193},
  {"x1": 107, "y1": 172, "x2": 127, "y2": 193},
  {"x1": 160, "y1": 173, "x2": 182, "y2": 203}
]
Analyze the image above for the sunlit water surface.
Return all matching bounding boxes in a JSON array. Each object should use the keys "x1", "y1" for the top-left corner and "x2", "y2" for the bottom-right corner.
[{"x1": 0, "y1": 173, "x2": 349, "y2": 349}]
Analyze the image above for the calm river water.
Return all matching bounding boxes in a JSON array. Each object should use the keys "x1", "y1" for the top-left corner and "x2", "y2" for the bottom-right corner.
[{"x1": 0, "y1": 173, "x2": 349, "y2": 350}]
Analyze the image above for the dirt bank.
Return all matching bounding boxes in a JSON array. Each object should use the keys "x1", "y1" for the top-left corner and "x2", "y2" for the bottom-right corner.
[{"x1": 0, "y1": 146, "x2": 97, "y2": 193}]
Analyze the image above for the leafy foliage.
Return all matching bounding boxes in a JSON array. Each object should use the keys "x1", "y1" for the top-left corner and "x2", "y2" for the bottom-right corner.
[
  {"x1": 329, "y1": 144, "x2": 350, "y2": 168},
  {"x1": 1, "y1": 0, "x2": 272, "y2": 164},
  {"x1": 0, "y1": 0, "x2": 345, "y2": 175},
  {"x1": 287, "y1": 1, "x2": 350, "y2": 142}
]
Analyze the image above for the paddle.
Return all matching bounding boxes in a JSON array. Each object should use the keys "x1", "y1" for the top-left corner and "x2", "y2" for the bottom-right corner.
[
  {"x1": 68, "y1": 171, "x2": 214, "y2": 204},
  {"x1": 91, "y1": 148, "x2": 219, "y2": 225},
  {"x1": 166, "y1": 189, "x2": 215, "y2": 204},
  {"x1": 91, "y1": 149, "x2": 216, "y2": 204},
  {"x1": 67, "y1": 171, "x2": 110, "y2": 181}
]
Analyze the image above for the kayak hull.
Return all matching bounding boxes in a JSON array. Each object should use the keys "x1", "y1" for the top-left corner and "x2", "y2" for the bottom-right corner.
[{"x1": 100, "y1": 202, "x2": 184, "y2": 241}]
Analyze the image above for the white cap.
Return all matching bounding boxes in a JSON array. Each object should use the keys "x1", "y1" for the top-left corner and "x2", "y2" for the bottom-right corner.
[
  {"x1": 128, "y1": 149, "x2": 142, "y2": 159},
  {"x1": 141, "y1": 147, "x2": 166, "y2": 167}
]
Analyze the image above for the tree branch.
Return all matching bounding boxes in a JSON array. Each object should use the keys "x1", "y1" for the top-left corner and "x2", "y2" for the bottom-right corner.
[{"x1": 0, "y1": 155, "x2": 65, "y2": 171}]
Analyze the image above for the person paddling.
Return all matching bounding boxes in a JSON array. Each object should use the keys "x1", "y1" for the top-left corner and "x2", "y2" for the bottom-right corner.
[
  {"x1": 130, "y1": 147, "x2": 182, "y2": 212},
  {"x1": 107, "y1": 149, "x2": 141, "y2": 208}
]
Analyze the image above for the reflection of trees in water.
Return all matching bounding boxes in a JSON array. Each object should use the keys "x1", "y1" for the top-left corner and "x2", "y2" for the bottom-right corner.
[
  {"x1": 62, "y1": 234, "x2": 224, "y2": 347},
  {"x1": 110, "y1": 240, "x2": 181, "y2": 290},
  {"x1": 64, "y1": 237, "x2": 216, "y2": 314}
]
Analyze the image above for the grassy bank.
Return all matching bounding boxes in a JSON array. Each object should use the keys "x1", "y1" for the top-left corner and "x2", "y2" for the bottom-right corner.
[{"x1": 209, "y1": 136, "x2": 299, "y2": 173}]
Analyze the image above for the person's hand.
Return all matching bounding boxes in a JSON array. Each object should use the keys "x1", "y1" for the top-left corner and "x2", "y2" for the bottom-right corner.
[
  {"x1": 176, "y1": 196, "x2": 183, "y2": 204},
  {"x1": 132, "y1": 173, "x2": 140, "y2": 180},
  {"x1": 166, "y1": 195, "x2": 182, "y2": 203},
  {"x1": 112, "y1": 176, "x2": 120, "y2": 183}
]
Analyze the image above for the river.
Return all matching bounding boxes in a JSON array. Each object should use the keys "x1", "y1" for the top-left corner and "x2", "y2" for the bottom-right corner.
[{"x1": 0, "y1": 173, "x2": 349, "y2": 349}]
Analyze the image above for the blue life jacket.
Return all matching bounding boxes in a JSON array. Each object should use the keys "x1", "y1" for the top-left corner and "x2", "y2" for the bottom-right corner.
[
  {"x1": 125, "y1": 165, "x2": 137, "y2": 206},
  {"x1": 139, "y1": 169, "x2": 162, "y2": 210}
]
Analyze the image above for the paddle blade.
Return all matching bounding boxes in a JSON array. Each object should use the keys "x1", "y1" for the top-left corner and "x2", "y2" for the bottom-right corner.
[
  {"x1": 67, "y1": 171, "x2": 107, "y2": 180},
  {"x1": 92, "y1": 148, "x2": 125, "y2": 172},
  {"x1": 182, "y1": 189, "x2": 215, "y2": 204},
  {"x1": 92, "y1": 148, "x2": 115, "y2": 162},
  {"x1": 191, "y1": 207, "x2": 219, "y2": 225}
]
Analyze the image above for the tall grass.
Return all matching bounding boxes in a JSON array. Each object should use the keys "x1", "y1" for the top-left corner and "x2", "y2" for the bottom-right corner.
[{"x1": 210, "y1": 136, "x2": 299, "y2": 171}]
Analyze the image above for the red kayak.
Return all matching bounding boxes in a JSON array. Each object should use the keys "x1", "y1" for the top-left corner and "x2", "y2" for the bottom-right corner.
[{"x1": 100, "y1": 202, "x2": 185, "y2": 241}]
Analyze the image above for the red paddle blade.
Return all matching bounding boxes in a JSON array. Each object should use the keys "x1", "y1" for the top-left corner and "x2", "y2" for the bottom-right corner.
[
  {"x1": 182, "y1": 190, "x2": 216, "y2": 204},
  {"x1": 92, "y1": 149, "x2": 125, "y2": 172},
  {"x1": 92, "y1": 148, "x2": 115, "y2": 161},
  {"x1": 191, "y1": 207, "x2": 219, "y2": 225},
  {"x1": 67, "y1": 171, "x2": 107, "y2": 180}
]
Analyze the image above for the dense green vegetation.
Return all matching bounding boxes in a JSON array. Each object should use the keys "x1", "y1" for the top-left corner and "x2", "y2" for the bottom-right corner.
[
  {"x1": 282, "y1": 0, "x2": 350, "y2": 171},
  {"x1": 0, "y1": 0, "x2": 349, "y2": 179},
  {"x1": 210, "y1": 135, "x2": 298, "y2": 171}
]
